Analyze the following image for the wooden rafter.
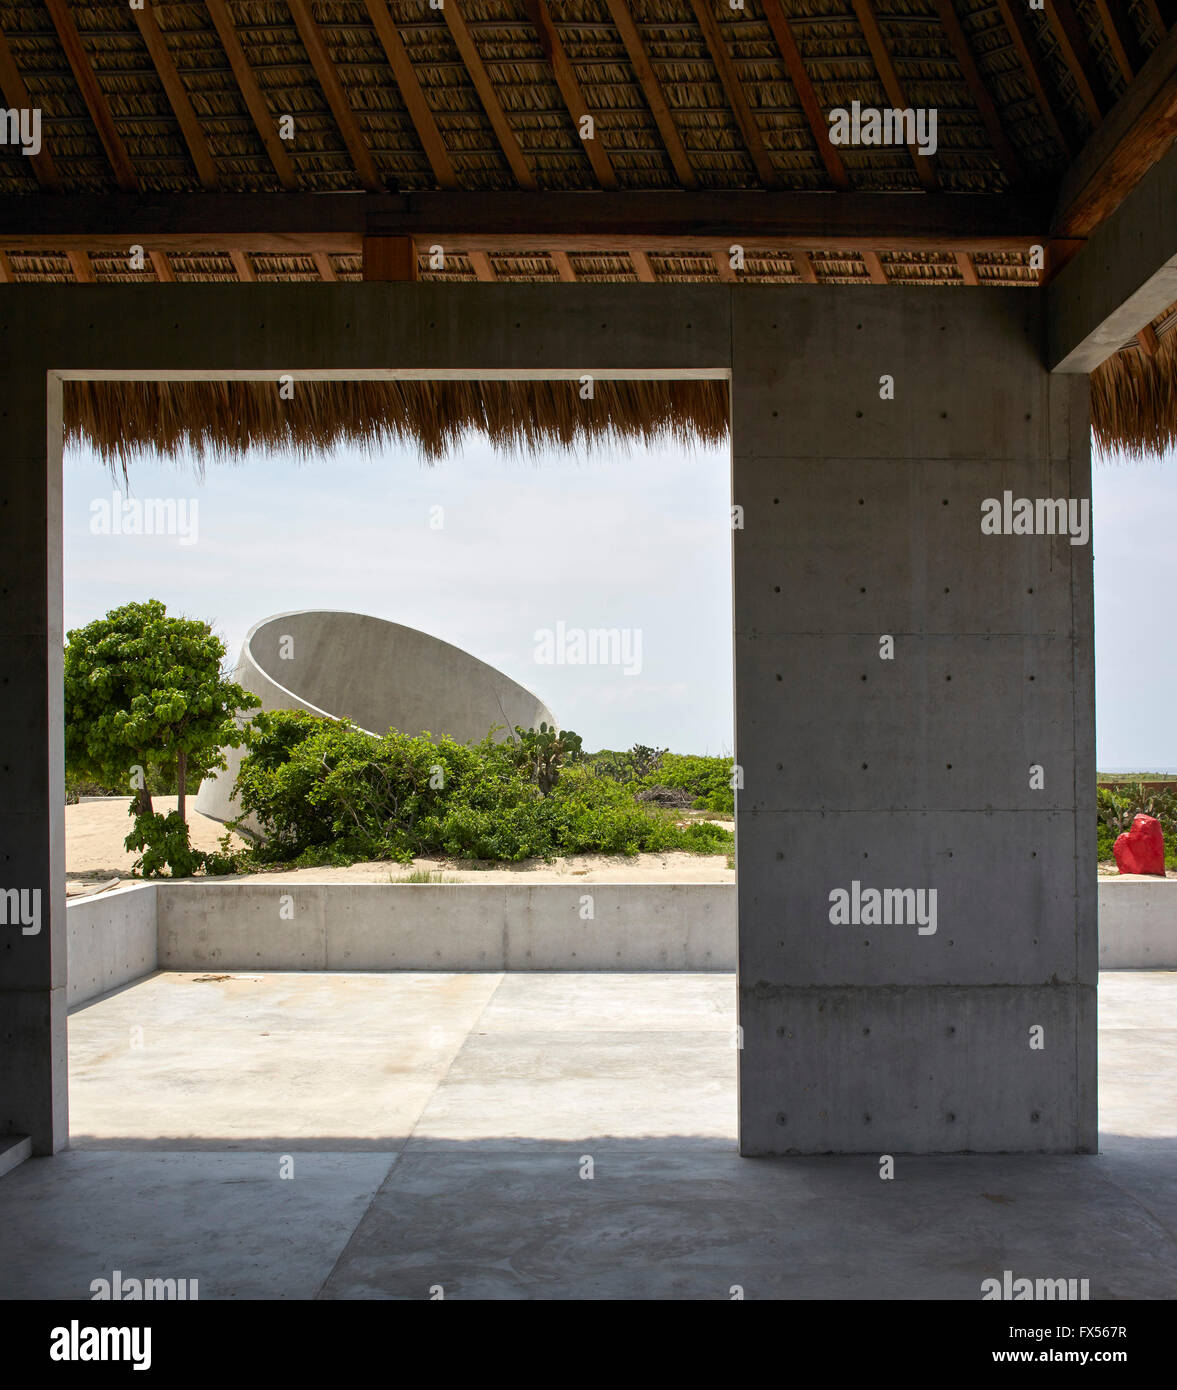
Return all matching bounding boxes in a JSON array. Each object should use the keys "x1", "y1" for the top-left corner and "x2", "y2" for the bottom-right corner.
[
  {"x1": 861, "y1": 250, "x2": 888, "y2": 283},
  {"x1": 0, "y1": 251, "x2": 14, "y2": 283},
  {"x1": 523, "y1": 0, "x2": 617, "y2": 189},
  {"x1": 131, "y1": 4, "x2": 218, "y2": 190},
  {"x1": 713, "y1": 249, "x2": 736, "y2": 282},
  {"x1": 149, "y1": 250, "x2": 175, "y2": 282},
  {"x1": 364, "y1": 0, "x2": 457, "y2": 190},
  {"x1": 1054, "y1": 21, "x2": 1177, "y2": 237},
  {"x1": 287, "y1": 0, "x2": 383, "y2": 192},
  {"x1": 0, "y1": 22, "x2": 61, "y2": 192},
  {"x1": 760, "y1": 0, "x2": 848, "y2": 191},
  {"x1": 629, "y1": 250, "x2": 655, "y2": 282},
  {"x1": 549, "y1": 250, "x2": 576, "y2": 281},
  {"x1": 206, "y1": 0, "x2": 298, "y2": 191},
  {"x1": 955, "y1": 251, "x2": 979, "y2": 286},
  {"x1": 792, "y1": 250, "x2": 817, "y2": 284},
  {"x1": 929, "y1": 0, "x2": 1023, "y2": 185},
  {"x1": 442, "y1": 0, "x2": 536, "y2": 190},
  {"x1": 850, "y1": 0, "x2": 938, "y2": 191},
  {"x1": 67, "y1": 250, "x2": 94, "y2": 283},
  {"x1": 994, "y1": 0, "x2": 1075, "y2": 158},
  {"x1": 229, "y1": 249, "x2": 257, "y2": 281},
  {"x1": 467, "y1": 250, "x2": 495, "y2": 281},
  {"x1": 44, "y1": 0, "x2": 137, "y2": 192},
  {"x1": 1139, "y1": 2, "x2": 1168, "y2": 39},
  {"x1": 312, "y1": 251, "x2": 337, "y2": 281},
  {"x1": 1046, "y1": 0, "x2": 1111, "y2": 125},
  {"x1": 1093, "y1": 1, "x2": 1144, "y2": 85},
  {"x1": 688, "y1": 0, "x2": 778, "y2": 188},
  {"x1": 604, "y1": 0, "x2": 696, "y2": 189}
]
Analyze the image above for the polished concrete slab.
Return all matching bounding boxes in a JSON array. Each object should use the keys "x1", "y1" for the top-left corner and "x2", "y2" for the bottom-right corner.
[{"x1": 0, "y1": 970, "x2": 1174, "y2": 1299}]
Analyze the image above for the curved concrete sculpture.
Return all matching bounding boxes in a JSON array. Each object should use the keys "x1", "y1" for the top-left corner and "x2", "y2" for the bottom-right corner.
[{"x1": 196, "y1": 609, "x2": 555, "y2": 826}]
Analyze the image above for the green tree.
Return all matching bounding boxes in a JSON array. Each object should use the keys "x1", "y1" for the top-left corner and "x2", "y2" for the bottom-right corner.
[{"x1": 64, "y1": 600, "x2": 260, "y2": 822}]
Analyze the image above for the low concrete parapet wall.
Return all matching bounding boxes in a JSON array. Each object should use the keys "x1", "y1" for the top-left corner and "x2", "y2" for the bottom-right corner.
[
  {"x1": 66, "y1": 883, "x2": 158, "y2": 1007},
  {"x1": 155, "y1": 882, "x2": 736, "y2": 972},
  {"x1": 1098, "y1": 878, "x2": 1177, "y2": 969},
  {"x1": 66, "y1": 879, "x2": 1175, "y2": 994}
]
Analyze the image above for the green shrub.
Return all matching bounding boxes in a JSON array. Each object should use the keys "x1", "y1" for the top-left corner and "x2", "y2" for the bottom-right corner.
[
  {"x1": 124, "y1": 809, "x2": 207, "y2": 878},
  {"x1": 649, "y1": 753, "x2": 736, "y2": 815},
  {"x1": 231, "y1": 712, "x2": 734, "y2": 865}
]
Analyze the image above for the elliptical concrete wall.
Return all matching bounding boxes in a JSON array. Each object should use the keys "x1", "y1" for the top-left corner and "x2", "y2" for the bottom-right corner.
[
  {"x1": 197, "y1": 610, "x2": 554, "y2": 825},
  {"x1": 732, "y1": 291, "x2": 1096, "y2": 1153}
]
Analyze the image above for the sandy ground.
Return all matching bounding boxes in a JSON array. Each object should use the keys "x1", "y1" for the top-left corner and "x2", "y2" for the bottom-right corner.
[{"x1": 66, "y1": 796, "x2": 735, "y2": 893}]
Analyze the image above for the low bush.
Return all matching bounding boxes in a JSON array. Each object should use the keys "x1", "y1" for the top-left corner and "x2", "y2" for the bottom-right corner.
[{"x1": 231, "y1": 711, "x2": 734, "y2": 865}]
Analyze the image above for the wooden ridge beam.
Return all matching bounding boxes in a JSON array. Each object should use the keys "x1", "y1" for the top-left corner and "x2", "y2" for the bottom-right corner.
[
  {"x1": 0, "y1": 191, "x2": 1054, "y2": 256},
  {"x1": 44, "y1": 0, "x2": 137, "y2": 191},
  {"x1": 287, "y1": 0, "x2": 383, "y2": 192},
  {"x1": 523, "y1": 0, "x2": 617, "y2": 189},
  {"x1": 851, "y1": 0, "x2": 938, "y2": 190},
  {"x1": 994, "y1": 0, "x2": 1075, "y2": 158},
  {"x1": 442, "y1": 0, "x2": 536, "y2": 189},
  {"x1": 365, "y1": 0, "x2": 457, "y2": 190},
  {"x1": 604, "y1": 0, "x2": 696, "y2": 189},
  {"x1": 688, "y1": 0, "x2": 778, "y2": 188},
  {"x1": 0, "y1": 21, "x2": 61, "y2": 191},
  {"x1": 760, "y1": 0, "x2": 848, "y2": 191},
  {"x1": 1054, "y1": 20, "x2": 1177, "y2": 237},
  {"x1": 930, "y1": 0, "x2": 1023, "y2": 186},
  {"x1": 206, "y1": 0, "x2": 299, "y2": 191},
  {"x1": 131, "y1": 3, "x2": 218, "y2": 190}
]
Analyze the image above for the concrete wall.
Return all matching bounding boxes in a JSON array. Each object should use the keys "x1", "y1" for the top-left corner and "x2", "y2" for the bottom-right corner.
[
  {"x1": 732, "y1": 291, "x2": 1096, "y2": 1154},
  {"x1": 1100, "y1": 879, "x2": 1177, "y2": 968},
  {"x1": 197, "y1": 609, "x2": 554, "y2": 825},
  {"x1": 66, "y1": 884, "x2": 158, "y2": 1008},
  {"x1": 156, "y1": 882, "x2": 734, "y2": 972}
]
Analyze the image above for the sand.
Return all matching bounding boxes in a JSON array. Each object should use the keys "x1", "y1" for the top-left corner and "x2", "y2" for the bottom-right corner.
[{"x1": 66, "y1": 796, "x2": 735, "y2": 892}]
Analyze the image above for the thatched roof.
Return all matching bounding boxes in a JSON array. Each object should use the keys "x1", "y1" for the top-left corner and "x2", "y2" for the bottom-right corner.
[
  {"x1": 64, "y1": 376, "x2": 731, "y2": 466},
  {"x1": 6, "y1": 4, "x2": 1177, "y2": 457},
  {"x1": 1092, "y1": 300, "x2": 1177, "y2": 461}
]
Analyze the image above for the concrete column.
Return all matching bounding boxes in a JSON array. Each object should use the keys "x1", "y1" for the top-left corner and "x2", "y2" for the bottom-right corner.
[
  {"x1": 0, "y1": 363, "x2": 67, "y2": 1154},
  {"x1": 732, "y1": 289, "x2": 1095, "y2": 1154}
]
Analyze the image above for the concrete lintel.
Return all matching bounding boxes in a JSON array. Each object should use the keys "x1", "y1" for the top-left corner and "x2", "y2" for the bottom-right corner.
[{"x1": 1048, "y1": 141, "x2": 1177, "y2": 372}]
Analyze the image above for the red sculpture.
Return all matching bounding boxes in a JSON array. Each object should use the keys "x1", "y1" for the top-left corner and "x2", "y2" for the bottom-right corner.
[{"x1": 1114, "y1": 814, "x2": 1166, "y2": 876}]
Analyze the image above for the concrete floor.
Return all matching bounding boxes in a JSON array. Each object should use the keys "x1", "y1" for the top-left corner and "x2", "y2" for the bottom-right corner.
[{"x1": 1, "y1": 970, "x2": 1176, "y2": 1299}]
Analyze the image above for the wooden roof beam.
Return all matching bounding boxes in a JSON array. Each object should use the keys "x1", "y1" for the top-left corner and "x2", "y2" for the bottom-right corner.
[
  {"x1": 229, "y1": 249, "x2": 256, "y2": 282},
  {"x1": 286, "y1": 0, "x2": 384, "y2": 192},
  {"x1": 312, "y1": 251, "x2": 337, "y2": 281},
  {"x1": 0, "y1": 251, "x2": 14, "y2": 283},
  {"x1": 688, "y1": 0, "x2": 778, "y2": 188},
  {"x1": 44, "y1": 0, "x2": 137, "y2": 192},
  {"x1": 364, "y1": 0, "x2": 458, "y2": 190},
  {"x1": 861, "y1": 250, "x2": 888, "y2": 283},
  {"x1": 850, "y1": 0, "x2": 938, "y2": 190},
  {"x1": 467, "y1": 250, "x2": 495, "y2": 281},
  {"x1": 149, "y1": 250, "x2": 175, "y2": 282},
  {"x1": 604, "y1": 0, "x2": 697, "y2": 189},
  {"x1": 523, "y1": 0, "x2": 617, "y2": 189},
  {"x1": 792, "y1": 250, "x2": 817, "y2": 284},
  {"x1": 1094, "y1": 0, "x2": 1145, "y2": 85},
  {"x1": 206, "y1": 0, "x2": 299, "y2": 191},
  {"x1": 955, "y1": 251, "x2": 979, "y2": 286},
  {"x1": 67, "y1": 250, "x2": 94, "y2": 283},
  {"x1": 629, "y1": 249, "x2": 655, "y2": 282},
  {"x1": 131, "y1": 4, "x2": 218, "y2": 190},
  {"x1": 994, "y1": 0, "x2": 1075, "y2": 158},
  {"x1": 0, "y1": 22, "x2": 62, "y2": 192},
  {"x1": 760, "y1": 0, "x2": 848, "y2": 191},
  {"x1": 1046, "y1": 0, "x2": 1112, "y2": 125},
  {"x1": 442, "y1": 0, "x2": 536, "y2": 189},
  {"x1": 549, "y1": 250, "x2": 576, "y2": 281},
  {"x1": 929, "y1": 0, "x2": 1023, "y2": 186},
  {"x1": 1055, "y1": 20, "x2": 1177, "y2": 237}
]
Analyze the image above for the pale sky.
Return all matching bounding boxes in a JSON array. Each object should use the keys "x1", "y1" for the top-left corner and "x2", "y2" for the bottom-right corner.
[{"x1": 62, "y1": 434, "x2": 1175, "y2": 767}]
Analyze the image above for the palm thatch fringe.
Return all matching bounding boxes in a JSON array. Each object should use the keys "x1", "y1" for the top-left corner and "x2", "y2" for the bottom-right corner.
[
  {"x1": 1092, "y1": 328, "x2": 1177, "y2": 461},
  {"x1": 64, "y1": 377, "x2": 730, "y2": 470}
]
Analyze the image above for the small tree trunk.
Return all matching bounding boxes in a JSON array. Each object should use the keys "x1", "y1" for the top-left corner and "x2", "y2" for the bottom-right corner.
[
  {"x1": 137, "y1": 783, "x2": 153, "y2": 817},
  {"x1": 177, "y1": 749, "x2": 187, "y2": 824}
]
